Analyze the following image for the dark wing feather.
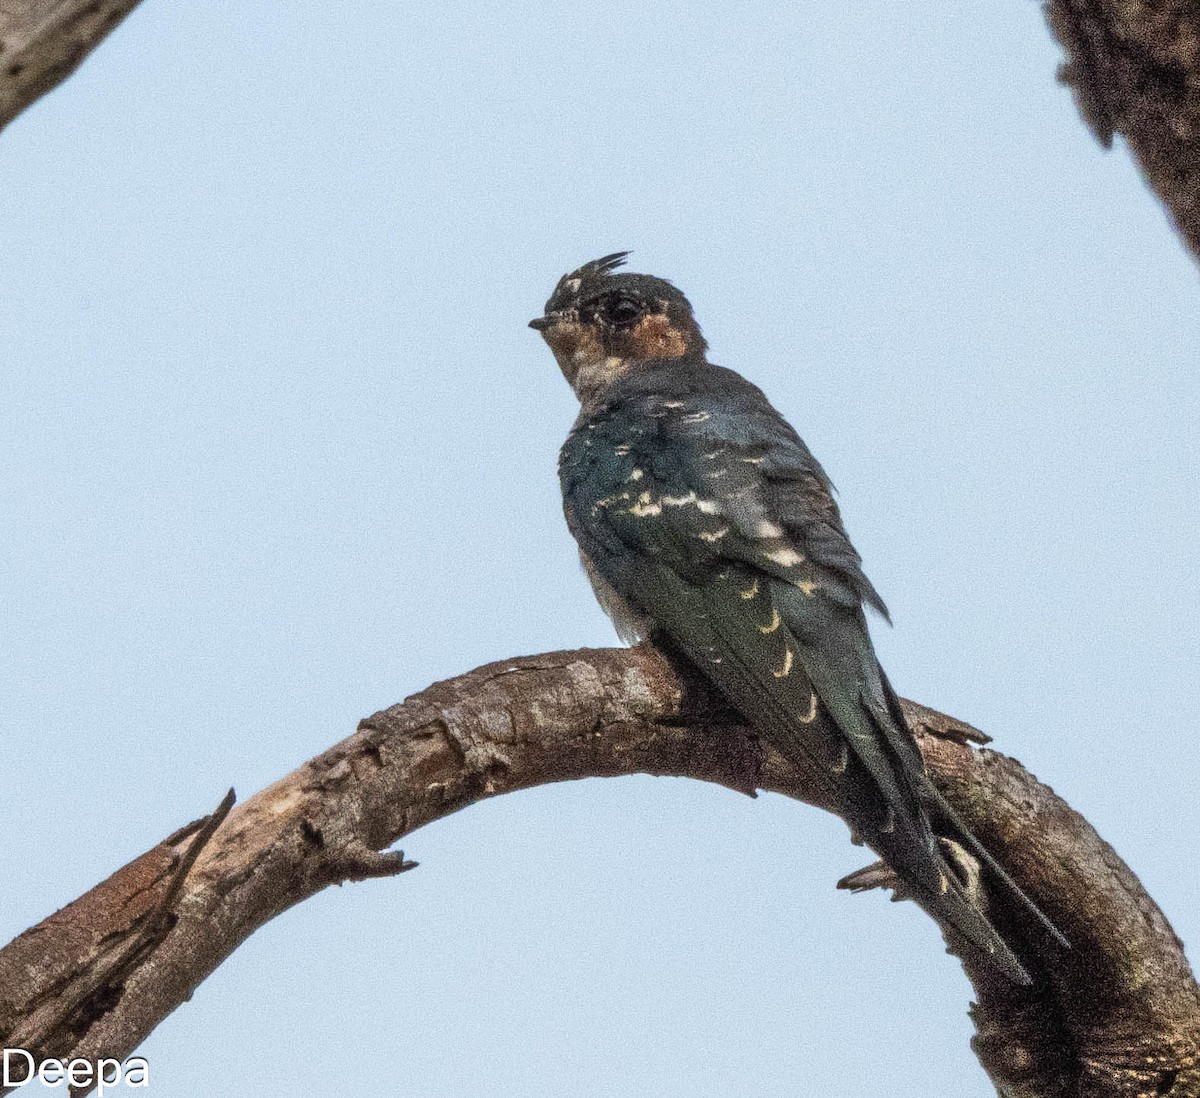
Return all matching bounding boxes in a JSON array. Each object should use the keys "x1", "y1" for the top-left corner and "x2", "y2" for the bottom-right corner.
[{"x1": 561, "y1": 364, "x2": 1064, "y2": 981}]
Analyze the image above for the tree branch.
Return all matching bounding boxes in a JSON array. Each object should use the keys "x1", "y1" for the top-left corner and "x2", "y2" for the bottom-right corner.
[
  {"x1": 0, "y1": 0, "x2": 144, "y2": 132},
  {"x1": 1, "y1": 644, "x2": 1197, "y2": 1097},
  {"x1": 3, "y1": 5, "x2": 1199, "y2": 1094},
  {"x1": 1046, "y1": 0, "x2": 1200, "y2": 262}
]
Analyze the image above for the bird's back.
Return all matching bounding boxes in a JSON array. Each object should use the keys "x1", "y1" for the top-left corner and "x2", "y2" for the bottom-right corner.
[{"x1": 561, "y1": 358, "x2": 1059, "y2": 983}]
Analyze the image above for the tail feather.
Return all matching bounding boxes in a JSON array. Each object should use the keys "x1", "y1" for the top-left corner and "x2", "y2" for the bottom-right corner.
[
  {"x1": 701, "y1": 586, "x2": 1038, "y2": 980},
  {"x1": 874, "y1": 674, "x2": 1069, "y2": 952},
  {"x1": 859, "y1": 807, "x2": 1035, "y2": 984},
  {"x1": 922, "y1": 780, "x2": 1069, "y2": 951}
]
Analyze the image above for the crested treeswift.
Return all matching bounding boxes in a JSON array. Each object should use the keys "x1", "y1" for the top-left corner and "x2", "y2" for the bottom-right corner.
[{"x1": 530, "y1": 252, "x2": 1066, "y2": 985}]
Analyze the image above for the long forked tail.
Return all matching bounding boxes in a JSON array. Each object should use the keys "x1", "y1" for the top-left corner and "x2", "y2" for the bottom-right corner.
[
  {"x1": 834, "y1": 749, "x2": 1039, "y2": 985},
  {"x1": 854, "y1": 683, "x2": 1069, "y2": 979},
  {"x1": 924, "y1": 778, "x2": 1069, "y2": 950},
  {"x1": 616, "y1": 554, "x2": 1064, "y2": 982}
]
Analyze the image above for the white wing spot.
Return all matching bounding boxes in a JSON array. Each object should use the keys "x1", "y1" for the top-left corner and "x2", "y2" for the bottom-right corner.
[
  {"x1": 614, "y1": 444, "x2": 631, "y2": 456},
  {"x1": 681, "y1": 411, "x2": 711, "y2": 423},
  {"x1": 629, "y1": 492, "x2": 663, "y2": 517},
  {"x1": 766, "y1": 546, "x2": 805, "y2": 567},
  {"x1": 832, "y1": 742, "x2": 849, "y2": 772},
  {"x1": 755, "y1": 520, "x2": 784, "y2": 538},
  {"x1": 798, "y1": 691, "x2": 818, "y2": 723},
  {"x1": 628, "y1": 496, "x2": 667, "y2": 518},
  {"x1": 741, "y1": 456, "x2": 765, "y2": 465},
  {"x1": 627, "y1": 468, "x2": 644, "y2": 482},
  {"x1": 740, "y1": 578, "x2": 760, "y2": 600},
  {"x1": 698, "y1": 525, "x2": 730, "y2": 542},
  {"x1": 592, "y1": 491, "x2": 632, "y2": 515},
  {"x1": 662, "y1": 400, "x2": 687, "y2": 409},
  {"x1": 759, "y1": 608, "x2": 781, "y2": 634},
  {"x1": 796, "y1": 580, "x2": 819, "y2": 596},
  {"x1": 656, "y1": 491, "x2": 723, "y2": 515},
  {"x1": 773, "y1": 647, "x2": 794, "y2": 679}
]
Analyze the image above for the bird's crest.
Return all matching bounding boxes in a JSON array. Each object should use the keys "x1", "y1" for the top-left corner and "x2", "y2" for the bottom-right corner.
[{"x1": 569, "y1": 251, "x2": 630, "y2": 281}]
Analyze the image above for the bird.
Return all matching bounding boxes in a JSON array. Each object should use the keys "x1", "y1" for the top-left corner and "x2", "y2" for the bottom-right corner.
[{"x1": 530, "y1": 252, "x2": 1065, "y2": 985}]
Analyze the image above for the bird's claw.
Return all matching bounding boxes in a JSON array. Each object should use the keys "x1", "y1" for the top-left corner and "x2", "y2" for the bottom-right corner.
[{"x1": 836, "y1": 859, "x2": 907, "y2": 900}]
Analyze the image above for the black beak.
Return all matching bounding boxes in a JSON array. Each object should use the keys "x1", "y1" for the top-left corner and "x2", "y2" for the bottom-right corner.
[{"x1": 528, "y1": 316, "x2": 552, "y2": 331}]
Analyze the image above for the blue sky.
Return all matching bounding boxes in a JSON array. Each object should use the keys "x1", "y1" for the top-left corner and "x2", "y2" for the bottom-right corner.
[{"x1": 2, "y1": 2, "x2": 1197, "y2": 1094}]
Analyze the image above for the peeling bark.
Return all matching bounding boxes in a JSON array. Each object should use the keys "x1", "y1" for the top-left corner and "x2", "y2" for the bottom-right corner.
[{"x1": 1, "y1": 646, "x2": 1197, "y2": 1097}]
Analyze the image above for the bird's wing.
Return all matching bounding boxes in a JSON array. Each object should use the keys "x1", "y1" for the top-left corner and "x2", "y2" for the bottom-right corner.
[
  {"x1": 564, "y1": 390, "x2": 923, "y2": 833},
  {"x1": 562, "y1": 384, "x2": 1060, "y2": 980}
]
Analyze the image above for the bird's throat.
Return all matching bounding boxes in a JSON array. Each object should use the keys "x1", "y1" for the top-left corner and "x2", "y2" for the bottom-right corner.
[{"x1": 566, "y1": 353, "x2": 635, "y2": 408}]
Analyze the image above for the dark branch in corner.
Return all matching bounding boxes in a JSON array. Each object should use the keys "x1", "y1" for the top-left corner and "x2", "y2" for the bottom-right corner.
[
  {"x1": 1, "y1": 645, "x2": 1198, "y2": 1097},
  {"x1": 1046, "y1": 0, "x2": 1200, "y2": 262},
  {"x1": 1, "y1": 0, "x2": 1198, "y2": 267},
  {"x1": 0, "y1": 0, "x2": 146, "y2": 133}
]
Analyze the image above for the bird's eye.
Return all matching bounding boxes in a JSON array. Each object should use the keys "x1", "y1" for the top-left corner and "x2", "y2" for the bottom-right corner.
[{"x1": 608, "y1": 296, "x2": 643, "y2": 327}]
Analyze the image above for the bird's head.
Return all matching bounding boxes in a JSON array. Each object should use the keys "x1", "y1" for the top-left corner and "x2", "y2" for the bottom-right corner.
[{"x1": 530, "y1": 252, "x2": 707, "y2": 403}]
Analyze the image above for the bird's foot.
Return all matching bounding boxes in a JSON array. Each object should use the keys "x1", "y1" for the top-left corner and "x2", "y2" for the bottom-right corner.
[
  {"x1": 938, "y1": 836, "x2": 985, "y2": 905},
  {"x1": 836, "y1": 859, "x2": 909, "y2": 901}
]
